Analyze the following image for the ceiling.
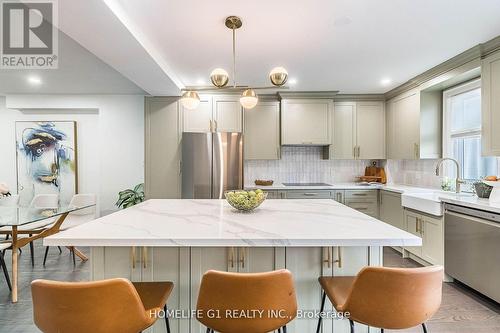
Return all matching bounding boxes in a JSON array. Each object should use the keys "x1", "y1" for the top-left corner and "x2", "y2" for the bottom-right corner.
[
  {"x1": 0, "y1": 31, "x2": 145, "y2": 95},
  {"x1": 102, "y1": 0, "x2": 500, "y2": 94}
]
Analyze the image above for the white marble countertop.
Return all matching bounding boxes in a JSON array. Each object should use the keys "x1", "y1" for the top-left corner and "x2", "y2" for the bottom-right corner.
[
  {"x1": 44, "y1": 199, "x2": 422, "y2": 247},
  {"x1": 246, "y1": 182, "x2": 500, "y2": 214}
]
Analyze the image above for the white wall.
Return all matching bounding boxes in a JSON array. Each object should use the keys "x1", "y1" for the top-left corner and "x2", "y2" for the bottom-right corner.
[{"x1": 0, "y1": 95, "x2": 144, "y2": 215}]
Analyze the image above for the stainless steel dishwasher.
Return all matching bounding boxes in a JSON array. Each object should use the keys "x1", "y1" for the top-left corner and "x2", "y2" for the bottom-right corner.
[{"x1": 445, "y1": 203, "x2": 500, "y2": 303}]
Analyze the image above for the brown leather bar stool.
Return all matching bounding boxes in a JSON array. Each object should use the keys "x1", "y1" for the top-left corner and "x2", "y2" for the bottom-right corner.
[
  {"x1": 316, "y1": 266, "x2": 443, "y2": 333},
  {"x1": 197, "y1": 269, "x2": 297, "y2": 333},
  {"x1": 31, "y1": 278, "x2": 173, "y2": 333}
]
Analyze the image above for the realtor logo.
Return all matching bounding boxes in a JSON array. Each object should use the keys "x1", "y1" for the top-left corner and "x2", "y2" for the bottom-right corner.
[{"x1": 1, "y1": 0, "x2": 58, "y2": 68}]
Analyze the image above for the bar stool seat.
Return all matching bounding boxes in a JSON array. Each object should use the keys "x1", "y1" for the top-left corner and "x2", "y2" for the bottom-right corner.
[
  {"x1": 317, "y1": 266, "x2": 443, "y2": 333},
  {"x1": 318, "y1": 276, "x2": 354, "y2": 311},
  {"x1": 133, "y1": 281, "x2": 174, "y2": 312},
  {"x1": 197, "y1": 269, "x2": 297, "y2": 333},
  {"x1": 32, "y1": 278, "x2": 173, "y2": 333}
]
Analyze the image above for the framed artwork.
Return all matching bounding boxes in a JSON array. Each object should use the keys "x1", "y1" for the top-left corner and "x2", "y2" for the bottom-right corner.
[{"x1": 15, "y1": 121, "x2": 78, "y2": 206}]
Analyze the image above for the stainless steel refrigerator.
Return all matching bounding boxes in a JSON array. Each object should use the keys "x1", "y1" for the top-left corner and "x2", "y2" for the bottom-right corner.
[{"x1": 182, "y1": 132, "x2": 243, "y2": 199}]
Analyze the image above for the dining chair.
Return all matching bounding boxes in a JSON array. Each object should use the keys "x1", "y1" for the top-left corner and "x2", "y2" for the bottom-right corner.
[
  {"x1": 0, "y1": 242, "x2": 12, "y2": 291},
  {"x1": 316, "y1": 266, "x2": 443, "y2": 333},
  {"x1": 43, "y1": 194, "x2": 97, "y2": 266},
  {"x1": 196, "y1": 269, "x2": 297, "y2": 333},
  {"x1": 32, "y1": 278, "x2": 173, "y2": 333}
]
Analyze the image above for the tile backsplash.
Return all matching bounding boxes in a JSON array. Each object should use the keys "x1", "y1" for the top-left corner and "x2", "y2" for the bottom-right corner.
[
  {"x1": 383, "y1": 159, "x2": 441, "y2": 188},
  {"x1": 244, "y1": 146, "x2": 449, "y2": 188},
  {"x1": 244, "y1": 146, "x2": 373, "y2": 185}
]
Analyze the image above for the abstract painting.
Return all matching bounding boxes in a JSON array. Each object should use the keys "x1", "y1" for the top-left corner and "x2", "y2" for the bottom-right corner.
[{"x1": 16, "y1": 121, "x2": 77, "y2": 206}]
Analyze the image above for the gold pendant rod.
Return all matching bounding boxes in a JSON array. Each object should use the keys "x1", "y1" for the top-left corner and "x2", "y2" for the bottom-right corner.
[{"x1": 232, "y1": 27, "x2": 236, "y2": 88}]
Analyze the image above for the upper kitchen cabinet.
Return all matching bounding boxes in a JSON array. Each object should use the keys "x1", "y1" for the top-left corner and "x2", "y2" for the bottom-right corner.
[
  {"x1": 244, "y1": 101, "x2": 280, "y2": 160},
  {"x1": 482, "y1": 50, "x2": 500, "y2": 156},
  {"x1": 182, "y1": 95, "x2": 242, "y2": 133},
  {"x1": 333, "y1": 101, "x2": 385, "y2": 159},
  {"x1": 281, "y1": 99, "x2": 333, "y2": 145},
  {"x1": 386, "y1": 89, "x2": 441, "y2": 159},
  {"x1": 213, "y1": 95, "x2": 243, "y2": 132}
]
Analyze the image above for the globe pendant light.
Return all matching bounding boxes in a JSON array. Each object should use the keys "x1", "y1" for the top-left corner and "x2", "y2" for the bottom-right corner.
[
  {"x1": 180, "y1": 91, "x2": 200, "y2": 110},
  {"x1": 240, "y1": 89, "x2": 258, "y2": 109},
  {"x1": 185, "y1": 16, "x2": 290, "y2": 110},
  {"x1": 269, "y1": 67, "x2": 288, "y2": 86},
  {"x1": 210, "y1": 68, "x2": 229, "y2": 87}
]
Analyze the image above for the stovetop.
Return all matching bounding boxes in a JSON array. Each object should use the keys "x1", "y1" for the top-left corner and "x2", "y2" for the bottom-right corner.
[{"x1": 282, "y1": 183, "x2": 332, "y2": 186}]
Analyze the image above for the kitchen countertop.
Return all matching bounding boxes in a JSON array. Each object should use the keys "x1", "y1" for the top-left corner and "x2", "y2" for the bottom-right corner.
[
  {"x1": 44, "y1": 199, "x2": 421, "y2": 247},
  {"x1": 246, "y1": 182, "x2": 500, "y2": 214}
]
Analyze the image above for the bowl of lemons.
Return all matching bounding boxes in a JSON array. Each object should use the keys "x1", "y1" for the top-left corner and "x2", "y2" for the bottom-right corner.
[{"x1": 225, "y1": 189, "x2": 267, "y2": 211}]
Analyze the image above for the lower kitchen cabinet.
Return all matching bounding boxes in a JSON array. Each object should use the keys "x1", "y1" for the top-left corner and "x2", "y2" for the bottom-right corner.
[
  {"x1": 282, "y1": 190, "x2": 334, "y2": 199},
  {"x1": 91, "y1": 246, "x2": 382, "y2": 333},
  {"x1": 403, "y1": 208, "x2": 443, "y2": 265},
  {"x1": 379, "y1": 190, "x2": 404, "y2": 229},
  {"x1": 344, "y1": 190, "x2": 379, "y2": 218}
]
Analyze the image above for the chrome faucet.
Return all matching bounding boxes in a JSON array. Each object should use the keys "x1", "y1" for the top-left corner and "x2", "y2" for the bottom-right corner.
[{"x1": 435, "y1": 158, "x2": 466, "y2": 193}]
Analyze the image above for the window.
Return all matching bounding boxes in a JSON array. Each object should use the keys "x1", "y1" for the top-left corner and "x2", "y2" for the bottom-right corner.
[{"x1": 443, "y1": 80, "x2": 497, "y2": 185}]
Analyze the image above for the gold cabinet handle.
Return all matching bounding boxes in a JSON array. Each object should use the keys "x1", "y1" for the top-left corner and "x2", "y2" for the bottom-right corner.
[
  {"x1": 357, "y1": 146, "x2": 361, "y2": 158},
  {"x1": 323, "y1": 247, "x2": 332, "y2": 268},
  {"x1": 131, "y1": 246, "x2": 136, "y2": 269},
  {"x1": 334, "y1": 246, "x2": 342, "y2": 268},
  {"x1": 214, "y1": 120, "x2": 218, "y2": 132},
  {"x1": 229, "y1": 247, "x2": 235, "y2": 268},
  {"x1": 239, "y1": 248, "x2": 245, "y2": 269},
  {"x1": 143, "y1": 247, "x2": 148, "y2": 269},
  {"x1": 353, "y1": 146, "x2": 357, "y2": 158}
]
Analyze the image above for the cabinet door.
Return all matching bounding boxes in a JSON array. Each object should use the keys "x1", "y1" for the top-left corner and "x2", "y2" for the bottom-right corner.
[
  {"x1": 237, "y1": 247, "x2": 277, "y2": 273},
  {"x1": 357, "y1": 101, "x2": 385, "y2": 159},
  {"x1": 281, "y1": 99, "x2": 332, "y2": 145},
  {"x1": 142, "y1": 248, "x2": 190, "y2": 333},
  {"x1": 145, "y1": 97, "x2": 181, "y2": 199},
  {"x1": 183, "y1": 95, "x2": 213, "y2": 132},
  {"x1": 244, "y1": 101, "x2": 280, "y2": 159},
  {"x1": 421, "y1": 215, "x2": 444, "y2": 265},
  {"x1": 333, "y1": 102, "x2": 356, "y2": 159},
  {"x1": 392, "y1": 91, "x2": 420, "y2": 159},
  {"x1": 91, "y1": 247, "x2": 141, "y2": 281},
  {"x1": 482, "y1": 50, "x2": 500, "y2": 156},
  {"x1": 379, "y1": 191, "x2": 404, "y2": 230},
  {"x1": 285, "y1": 247, "x2": 324, "y2": 333},
  {"x1": 404, "y1": 210, "x2": 422, "y2": 256},
  {"x1": 332, "y1": 247, "x2": 369, "y2": 333},
  {"x1": 190, "y1": 248, "x2": 232, "y2": 333},
  {"x1": 213, "y1": 96, "x2": 242, "y2": 132}
]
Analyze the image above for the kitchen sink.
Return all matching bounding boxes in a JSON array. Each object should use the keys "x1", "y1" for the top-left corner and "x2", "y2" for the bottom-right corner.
[{"x1": 402, "y1": 191, "x2": 474, "y2": 216}]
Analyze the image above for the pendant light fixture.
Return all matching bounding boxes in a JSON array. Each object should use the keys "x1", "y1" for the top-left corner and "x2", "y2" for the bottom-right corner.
[
  {"x1": 180, "y1": 91, "x2": 200, "y2": 110},
  {"x1": 181, "y1": 16, "x2": 290, "y2": 110}
]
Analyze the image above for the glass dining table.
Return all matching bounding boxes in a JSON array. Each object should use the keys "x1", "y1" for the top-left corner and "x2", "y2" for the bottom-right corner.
[{"x1": 0, "y1": 204, "x2": 95, "y2": 303}]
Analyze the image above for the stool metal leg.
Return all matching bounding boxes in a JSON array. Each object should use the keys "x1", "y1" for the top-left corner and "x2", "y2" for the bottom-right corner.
[
  {"x1": 349, "y1": 319, "x2": 355, "y2": 333},
  {"x1": 163, "y1": 305, "x2": 171, "y2": 333},
  {"x1": 316, "y1": 291, "x2": 327, "y2": 333},
  {"x1": 422, "y1": 323, "x2": 428, "y2": 333},
  {"x1": 282, "y1": 325, "x2": 287, "y2": 333}
]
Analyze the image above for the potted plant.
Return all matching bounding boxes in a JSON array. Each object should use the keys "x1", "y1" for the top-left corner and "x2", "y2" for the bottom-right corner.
[{"x1": 116, "y1": 183, "x2": 145, "y2": 209}]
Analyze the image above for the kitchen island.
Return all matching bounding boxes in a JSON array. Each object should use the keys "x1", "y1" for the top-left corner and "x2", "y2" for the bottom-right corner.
[{"x1": 45, "y1": 199, "x2": 421, "y2": 333}]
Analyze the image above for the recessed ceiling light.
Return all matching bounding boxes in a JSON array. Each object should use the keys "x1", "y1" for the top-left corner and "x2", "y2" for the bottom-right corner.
[
  {"x1": 27, "y1": 76, "x2": 42, "y2": 85},
  {"x1": 380, "y1": 78, "x2": 392, "y2": 86},
  {"x1": 289, "y1": 78, "x2": 297, "y2": 85}
]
